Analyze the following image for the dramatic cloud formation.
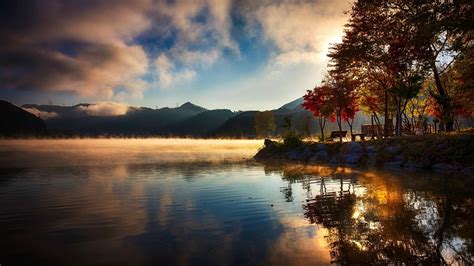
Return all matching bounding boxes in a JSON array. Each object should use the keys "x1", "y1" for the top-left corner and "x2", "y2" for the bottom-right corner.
[
  {"x1": 153, "y1": 0, "x2": 235, "y2": 88},
  {"x1": 0, "y1": 0, "x2": 152, "y2": 100},
  {"x1": 254, "y1": 0, "x2": 351, "y2": 65},
  {"x1": 0, "y1": 0, "x2": 352, "y2": 109}
]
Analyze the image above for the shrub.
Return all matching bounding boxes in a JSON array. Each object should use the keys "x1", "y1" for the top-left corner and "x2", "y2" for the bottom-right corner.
[{"x1": 282, "y1": 131, "x2": 303, "y2": 150}]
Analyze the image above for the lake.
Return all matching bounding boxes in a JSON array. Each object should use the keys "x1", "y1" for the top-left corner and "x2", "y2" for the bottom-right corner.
[{"x1": 0, "y1": 139, "x2": 473, "y2": 265}]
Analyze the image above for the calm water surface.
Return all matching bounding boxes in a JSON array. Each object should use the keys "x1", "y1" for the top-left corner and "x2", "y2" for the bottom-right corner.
[{"x1": 0, "y1": 139, "x2": 473, "y2": 265}]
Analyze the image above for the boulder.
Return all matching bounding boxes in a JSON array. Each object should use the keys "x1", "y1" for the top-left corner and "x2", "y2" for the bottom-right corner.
[
  {"x1": 386, "y1": 144, "x2": 401, "y2": 155},
  {"x1": 329, "y1": 157, "x2": 339, "y2": 165},
  {"x1": 404, "y1": 162, "x2": 423, "y2": 169},
  {"x1": 315, "y1": 144, "x2": 327, "y2": 152},
  {"x1": 310, "y1": 150, "x2": 330, "y2": 163},
  {"x1": 302, "y1": 146, "x2": 313, "y2": 159},
  {"x1": 461, "y1": 167, "x2": 474, "y2": 175},
  {"x1": 433, "y1": 163, "x2": 460, "y2": 171},
  {"x1": 384, "y1": 160, "x2": 403, "y2": 168},
  {"x1": 366, "y1": 145, "x2": 376, "y2": 153},
  {"x1": 340, "y1": 142, "x2": 363, "y2": 165},
  {"x1": 264, "y1": 139, "x2": 277, "y2": 148},
  {"x1": 287, "y1": 150, "x2": 303, "y2": 160},
  {"x1": 366, "y1": 145, "x2": 377, "y2": 166}
]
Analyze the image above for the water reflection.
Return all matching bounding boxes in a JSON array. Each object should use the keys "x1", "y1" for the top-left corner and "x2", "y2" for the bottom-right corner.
[
  {"x1": 0, "y1": 151, "x2": 473, "y2": 265},
  {"x1": 266, "y1": 164, "x2": 474, "y2": 265}
]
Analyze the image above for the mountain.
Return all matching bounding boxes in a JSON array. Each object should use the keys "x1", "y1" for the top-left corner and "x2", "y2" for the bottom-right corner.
[
  {"x1": 215, "y1": 111, "x2": 259, "y2": 137},
  {"x1": 0, "y1": 100, "x2": 47, "y2": 137},
  {"x1": 22, "y1": 102, "x2": 208, "y2": 136},
  {"x1": 278, "y1": 97, "x2": 304, "y2": 111},
  {"x1": 171, "y1": 109, "x2": 235, "y2": 137},
  {"x1": 177, "y1": 102, "x2": 208, "y2": 114},
  {"x1": 14, "y1": 98, "x2": 373, "y2": 138}
]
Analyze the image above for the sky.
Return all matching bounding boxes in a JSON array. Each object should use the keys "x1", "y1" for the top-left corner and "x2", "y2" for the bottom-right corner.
[{"x1": 0, "y1": 0, "x2": 352, "y2": 111}]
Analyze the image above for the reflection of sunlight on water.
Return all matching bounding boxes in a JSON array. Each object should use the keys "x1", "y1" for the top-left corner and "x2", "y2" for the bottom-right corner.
[
  {"x1": 269, "y1": 165, "x2": 474, "y2": 265},
  {"x1": 1, "y1": 145, "x2": 473, "y2": 265},
  {"x1": 268, "y1": 217, "x2": 331, "y2": 265},
  {"x1": 0, "y1": 138, "x2": 263, "y2": 168}
]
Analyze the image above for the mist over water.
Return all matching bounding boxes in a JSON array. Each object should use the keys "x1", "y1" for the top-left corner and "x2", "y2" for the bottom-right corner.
[
  {"x1": 0, "y1": 139, "x2": 473, "y2": 265},
  {"x1": 0, "y1": 139, "x2": 263, "y2": 168}
]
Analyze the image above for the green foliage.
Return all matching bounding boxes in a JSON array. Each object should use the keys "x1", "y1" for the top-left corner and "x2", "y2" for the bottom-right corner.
[{"x1": 282, "y1": 131, "x2": 303, "y2": 150}]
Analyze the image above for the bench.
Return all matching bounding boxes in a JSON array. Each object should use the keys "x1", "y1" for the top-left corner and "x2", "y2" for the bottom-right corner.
[
  {"x1": 361, "y1": 124, "x2": 383, "y2": 139},
  {"x1": 326, "y1": 131, "x2": 347, "y2": 141},
  {"x1": 351, "y1": 133, "x2": 365, "y2": 141}
]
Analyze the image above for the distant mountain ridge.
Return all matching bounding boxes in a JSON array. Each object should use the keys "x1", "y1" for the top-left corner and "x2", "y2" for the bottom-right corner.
[
  {"x1": 0, "y1": 100, "x2": 47, "y2": 137},
  {"x1": 0, "y1": 98, "x2": 372, "y2": 137}
]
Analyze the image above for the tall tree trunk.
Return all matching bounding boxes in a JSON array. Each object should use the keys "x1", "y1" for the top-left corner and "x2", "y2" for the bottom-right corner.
[
  {"x1": 384, "y1": 89, "x2": 389, "y2": 137},
  {"x1": 432, "y1": 63, "x2": 454, "y2": 132},
  {"x1": 337, "y1": 112, "x2": 343, "y2": 142},
  {"x1": 319, "y1": 117, "x2": 326, "y2": 141},
  {"x1": 395, "y1": 97, "x2": 403, "y2": 136},
  {"x1": 371, "y1": 115, "x2": 375, "y2": 140},
  {"x1": 347, "y1": 120, "x2": 353, "y2": 140},
  {"x1": 373, "y1": 112, "x2": 382, "y2": 138}
]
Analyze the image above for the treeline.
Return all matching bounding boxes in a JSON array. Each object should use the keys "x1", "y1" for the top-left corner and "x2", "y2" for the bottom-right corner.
[{"x1": 303, "y1": 0, "x2": 473, "y2": 139}]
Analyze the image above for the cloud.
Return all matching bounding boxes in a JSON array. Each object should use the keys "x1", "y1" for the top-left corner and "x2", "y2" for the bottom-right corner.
[
  {"x1": 22, "y1": 107, "x2": 58, "y2": 119},
  {"x1": 152, "y1": 0, "x2": 236, "y2": 89},
  {"x1": 76, "y1": 102, "x2": 129, "y2": 116},
  {"x1": 1, "y1": 0, "x2": 353, "y2": 108},
  {"x1": 155, "y1": 54, "x2": 196, "y2": 88},
  {"x1": 0, "y1": 0, "x2": 152, "y2": 100},
  {"x1": 252, "y1": 0, "x2": 351, "y2": 66}
]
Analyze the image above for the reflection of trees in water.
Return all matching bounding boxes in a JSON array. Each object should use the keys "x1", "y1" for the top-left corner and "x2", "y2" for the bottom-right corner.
[
  {"x1": 304, "y1": 177, "x2": 358, "y2": 264},
  {"x1": 273, "y1": 164, "x2": 474, "y2": 265}
]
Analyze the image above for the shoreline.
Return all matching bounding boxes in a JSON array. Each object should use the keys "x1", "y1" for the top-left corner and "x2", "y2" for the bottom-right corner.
[{"x1": 254, "y1": 134, "x2": 474, "y2": 175}]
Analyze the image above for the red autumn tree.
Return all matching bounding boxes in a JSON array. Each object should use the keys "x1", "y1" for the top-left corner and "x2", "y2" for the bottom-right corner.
[
  {"x1": 327, "y1": 76, "x2": 359, "y2": 141},
  {"x1": 302, "y1": 84, "x2": 334, "y2": 141},
  {"x1": 303, "y1": 77, "x2": 359, "y2": 142}
]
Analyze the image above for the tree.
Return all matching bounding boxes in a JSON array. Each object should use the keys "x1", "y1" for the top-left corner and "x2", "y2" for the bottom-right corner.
[
  {"x1": 328, "y1": 0, "x2": 396, "y2": 137},
  {"x1": 395, "y1": 0, "x2": 473, "y2": 132},
  {"x1": 390, "y1": 71, "x2": 425, "y2": 136},
  {"x1": 327, "y1": 76, "x2": 359, "y2": 141},
  {"x1": 302, "y1": 84, "x2": 334, "y2": 141},
  {"x1": 303, "y1": 76, "x2": 359, "y2": 142},
  {"x1": 328, "y1": 0, "x2": 473, "y2": 134},
  {"x1": 255, "y1": 111, "x2": 276, "y2": 138}
]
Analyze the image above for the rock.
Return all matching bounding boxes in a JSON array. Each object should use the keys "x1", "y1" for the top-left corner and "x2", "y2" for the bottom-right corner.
[
  {"x1": 461, "y1": 167, "x2": 474, "y2": 175},
  {"x1": 341, "y1": 142, "x2": 363, "y2": 165},
  {"x1": 264, "y1": 139, "x2": 277, "y2": 148},
  {"x1": 286, "y1": 146, "x2": 313, "y2": 161},
  {"x1": 386, "y1": 145, "x2": 401, "y2": 155},
  {"x1": 287, "y1": 150, "x2": 303, "y2": 160},
  {"x1": 393, "y1": 155, "x2": 404, "y2": 161},
  {"x1": 384, "y1": 160, "x2": 403, "y2": 168},
  {"x1": 302, "y1": 147, "x2": 313, "y2": 159},
  {"x1": 366, "y1": 145, "x2": 377, "y2": 166},
  {"x1": 366, "y1": 145, "x2": 376, "y2": 153},
  {"x1": 342, "y1": 154, "x2": 360, "y2": 165},
  {"x1": 310, "y1": 150, "x2": 330, "y2": 163},
  {"x1": 315, "y1": 144, "x2": 327, "y2": 152},
  {"x1": 329, "y1": 157, "x2": 339, "y2": 165},
  {"x1": 404, "y1": 162, "x2": 423, "y2": 169},
  {"x1": 433, "y1": 163, "x2": 460, "y2": 171}
]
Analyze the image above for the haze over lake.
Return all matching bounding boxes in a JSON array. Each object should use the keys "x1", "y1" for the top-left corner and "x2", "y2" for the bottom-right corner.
[{"x1": 0, "y1": 139, "x2": 473, "y2": 265}]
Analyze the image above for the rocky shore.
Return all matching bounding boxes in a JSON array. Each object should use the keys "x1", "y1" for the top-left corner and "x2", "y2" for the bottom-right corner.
[{"x1": 254, "y1": 134, "x2": 474, "y2": 174}]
